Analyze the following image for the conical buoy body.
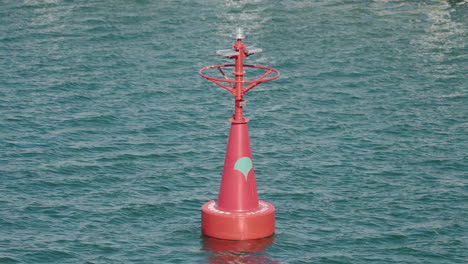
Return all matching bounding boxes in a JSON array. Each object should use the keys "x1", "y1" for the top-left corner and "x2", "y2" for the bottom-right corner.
[
  {"x1": 202, "y1": 119, "x2": 275, "y2": 240},
  {"x1": 218, "y1": 119, "x2": 258, "y2": 212}
]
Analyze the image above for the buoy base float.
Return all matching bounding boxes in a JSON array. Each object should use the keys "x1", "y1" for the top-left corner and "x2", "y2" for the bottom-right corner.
[{"x1": 202, "y1": 200, "x2": 275, "y2": 240}]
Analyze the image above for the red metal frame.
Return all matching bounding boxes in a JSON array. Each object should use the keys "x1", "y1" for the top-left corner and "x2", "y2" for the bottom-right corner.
[
  {"x1": 199, "y1": 38, "x2": 280, "y2": 123},
  {"x1": 199, "y1": 64, "x2": 280, "y2": 95}
]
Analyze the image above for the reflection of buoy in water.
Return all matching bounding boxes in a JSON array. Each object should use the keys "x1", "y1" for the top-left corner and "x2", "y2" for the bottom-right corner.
[
  {"x1": 202, "y1": 236, "x2": 278, "y2": 263},
  {"x1": 202, "y1": 235, "x2": 274, "y2": 252},
  {"x1": 199, "y1": 28, "x2": 280, "y2": 240}
]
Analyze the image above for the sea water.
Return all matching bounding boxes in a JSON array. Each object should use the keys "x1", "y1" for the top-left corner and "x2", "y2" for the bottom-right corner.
[{"x1": 1, "y1": 0, "x2": 466, "y2": 263}]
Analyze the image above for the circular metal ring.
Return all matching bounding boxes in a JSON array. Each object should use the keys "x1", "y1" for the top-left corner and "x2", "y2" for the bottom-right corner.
[{"x1": 199, "y1": 64, "x2": 280, "y2": 83}]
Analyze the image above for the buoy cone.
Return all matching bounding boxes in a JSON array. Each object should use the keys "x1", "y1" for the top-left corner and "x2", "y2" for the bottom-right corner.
[{"x1": 202, "y1": 119, "x2": 275, "y2": 240}]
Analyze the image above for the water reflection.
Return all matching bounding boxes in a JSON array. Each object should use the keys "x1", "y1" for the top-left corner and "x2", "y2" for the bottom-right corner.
[
  {"x1": 202, "y1": 235, "x2": 278, "y2": 264},
  {"x1": 214, "y1": 0, "x2": 270, "y2": 40},
  {"x1": 408, "y1": 0, "x2": 466, "y2": 83}
]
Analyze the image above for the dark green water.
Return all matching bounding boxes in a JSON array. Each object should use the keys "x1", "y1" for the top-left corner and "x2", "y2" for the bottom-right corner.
[{"x1": 1, "y1": 0, "x2": 467, "y2": 263}]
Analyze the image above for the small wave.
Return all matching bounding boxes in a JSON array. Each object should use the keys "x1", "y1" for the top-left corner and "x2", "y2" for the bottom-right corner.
[
  {"x1": 0, "y1": 257, "x2": 20, "y2": 263},
  {"x1": 439, "y1": 92, "x2": 466, "y2": 98}
]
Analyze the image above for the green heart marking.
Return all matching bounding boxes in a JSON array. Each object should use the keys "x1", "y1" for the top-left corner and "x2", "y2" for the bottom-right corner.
[{"x1": 234, "y1": 157, "x2": 253, "y2": 181}]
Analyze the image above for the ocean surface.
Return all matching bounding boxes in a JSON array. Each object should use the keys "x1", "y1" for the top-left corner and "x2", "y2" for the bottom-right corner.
[{"x1": 1, "y1": 0, "x2": 467, "y2": 263}]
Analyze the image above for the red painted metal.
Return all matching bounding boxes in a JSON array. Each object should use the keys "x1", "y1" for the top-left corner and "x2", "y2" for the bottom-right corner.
[
  {"x1": 199, "y1": 65, "x2": 280, "y2": 92},
  {"x1": 217, "y1": 119, "x2": 258, "y2": 212},
  {"x1": 199, "y1": 34, "x2": 279, "y2": 240},
  {"x1": 199, "y1": 39, "x2": 280, "y2": 123}
]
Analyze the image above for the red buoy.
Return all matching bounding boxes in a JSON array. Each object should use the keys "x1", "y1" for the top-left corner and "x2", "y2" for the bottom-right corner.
[{"x1": 199, "y1": 29, "x2": 280, "y2": 240}]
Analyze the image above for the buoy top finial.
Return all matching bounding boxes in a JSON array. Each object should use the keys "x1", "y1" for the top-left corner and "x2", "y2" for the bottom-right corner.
[{"x1": 236, "y1": 27, "x2": 245, "y2": 40}]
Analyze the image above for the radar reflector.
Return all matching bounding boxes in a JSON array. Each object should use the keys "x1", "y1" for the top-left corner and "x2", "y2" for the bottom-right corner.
[
  {"x1": 216, "y1": 49, "x2": 239, "y2": 57},
  {"x1": 216, "y1": 46, "x2": 263, "y2": 58},
  {"x1": 245, "y1": 46, "x2": 262, "y2": 55}
]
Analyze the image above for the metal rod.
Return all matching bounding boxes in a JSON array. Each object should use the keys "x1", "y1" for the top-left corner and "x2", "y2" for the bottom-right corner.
[{"x1": 218, "y1": 67, "x2": 234, "y2": 89}]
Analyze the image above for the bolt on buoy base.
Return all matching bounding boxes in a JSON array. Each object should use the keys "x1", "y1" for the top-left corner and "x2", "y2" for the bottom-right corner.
[{"x1": 199, "y1": 29, "x2": 279, "y2": 240}]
